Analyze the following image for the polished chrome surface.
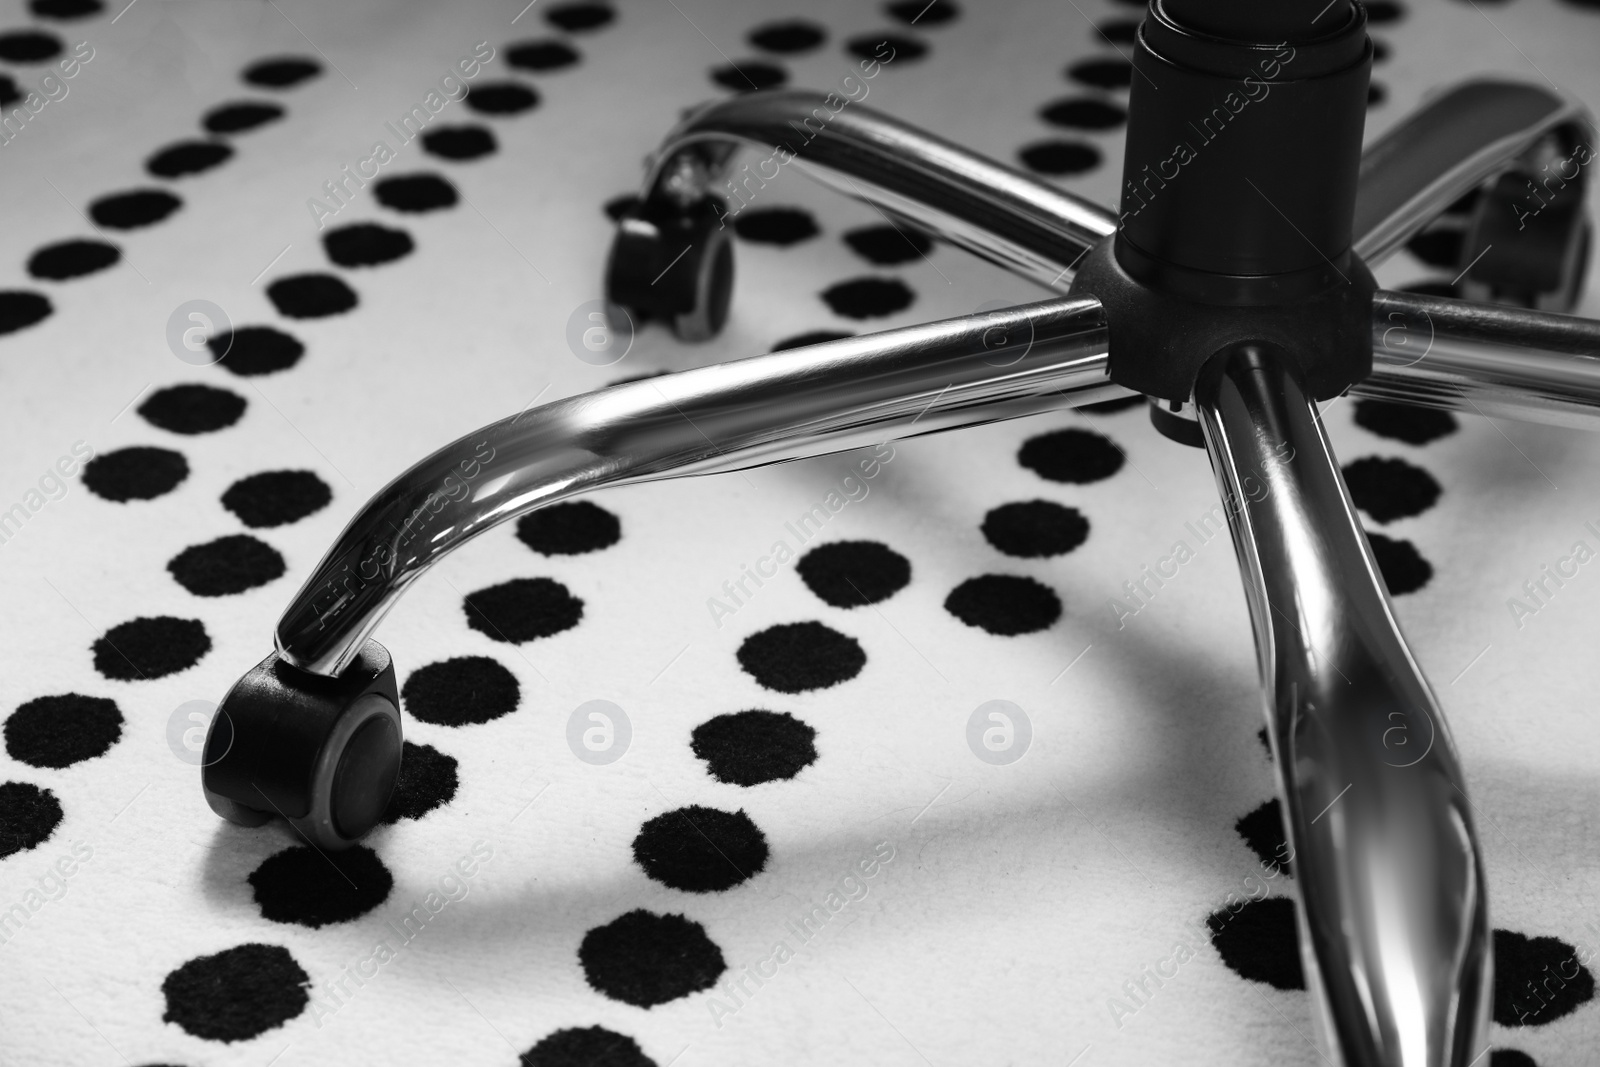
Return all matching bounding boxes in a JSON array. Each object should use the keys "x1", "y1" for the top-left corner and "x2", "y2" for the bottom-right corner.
[
  {"x1": 1195, "y1": 344, "x2": 1491, "y2": 1067},
  {"x1": 641, "y1": 90, "x2": 1118, "y2": 290},
  {"x1": 276, "y1": 298, "x2": 1121, "y2": 676},
  {"x1": 1359, "y1": 290, "x2": 1600, "y2": 428}
]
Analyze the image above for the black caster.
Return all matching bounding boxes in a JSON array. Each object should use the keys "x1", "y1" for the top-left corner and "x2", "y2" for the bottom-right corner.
[
  {"x1": 201, "y1": 641, "x2": 402, "y2": 851},
  {"x1": 604, "y1": 195, "x2": 734, "y2": 342}
]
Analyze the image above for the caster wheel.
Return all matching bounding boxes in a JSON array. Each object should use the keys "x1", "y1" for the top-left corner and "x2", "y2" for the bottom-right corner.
[
  {"x1": 604, "y1": 196, "x2": 735, "y2": 342},
  {"x1": 201, "y1": 641, "x2": 402, "y2": 850}
]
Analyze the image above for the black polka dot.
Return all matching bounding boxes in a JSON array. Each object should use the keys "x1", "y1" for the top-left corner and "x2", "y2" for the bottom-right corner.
[
  {"x1": 211, "y1": 325, "x2": 304, "y2": 376},
  {"x1": 609, "y1": 369, "x2": 671, "y2": 387},
  {"x1": 1352, "y1": 399, "x2": 1458, "y2": 446},
  {"x1": 1489, "y1": 1052, "x2": 1536, "y2": 1067},
  {"x1": 772, "y1": 329, "x2": 853, "y2": 351},
  {"x1": 579, "y1": 910, "x2": 726, "y2": 1007},
  {"x1": 167, "y1": 535, "x2": 286, "y2": 597},
  {"x1": 732, "y1": 206, "x2": 819, "y2": 245},
  {"x1": 1018, "y1": 428, "x2": 1124, "y2": 483},
  {"x1": 465, "y1": 81, "x2": 540, "y2": 115},
  {"x1": 517, "y1": 501, "x2": 621, "y2": 555},
  {"x1": 402, "y1": 656, "x2": 521, "y2": 727},
  {"x1": 26, "y1": 239, "x2": 120, "y2": 281},
  {"x1": 146, "y1": 140, "x2": 234, "y2": 179},
  {"x1": 737, "y1": 621, "x2": 865, "y2": 693},
  {"x1": 5, "y1": 694, "x2": 122, "y2": 769},
  {"x1": 89, "y1": 189, "x2": 182, "y2": 230},
  {"x1": 243, "y1": 56, "x2": 321, "y2": 89},
  {"x1": 1371, "y1": 37, "x2": 1391, "y2": 63},
  {"x1": 982, "y1": 500, "x2": 1089, "y2": 558},
  {"x1": 0, "y1": 781, "x2": 62, "y2": 859},
  {"x1": 1364, "y1": 0, "x2": 1404, "y2": 23},
  {"x1": 203, "y1": 101, "x2": 284, "y2": 135},
  {"x1": 1367, "y1": 531, "x2": 1433, "y2": 595},
  {"x1": 161, "y1": 943, "x2": 310, "y2": 1042},
  {"x1": 1406, "y1": 227, "x2": 1463, "y2": 268},
  {"x1": 1234, "y1": 799, "x2": 1292, "y2": 876},
  {"x1": 463, "y1": 578, "x2": 583, "y2": 643},
  {"x1": 93, "y1": 616, "x2": 210, "y2": 680},
  {"x1": 31, "y1": 0, "x2": 105, "y2": 18},
  {"x1": 421, "y1": 125, "x2": 497, "y2": 161},
  {"x1": 796, "y1": 540, "x2": 911, "y2": 606},
  {"x1": 1398, "y1": 280, "x2": 1461, "y2": 299},
  {"x1": 1039, "y1": 97, "x2": 1127, "y2": 130},
  {"x1": 0, "y1": 74, "x2": 17, "y2": 107},
  {"x1": 691, "y1": 710, "x2": 817, "y2": 786},
  {"x1": 381, "y1": 741, "x2": 459, "y2": 823},
  {"x1": 138, "y1": 384, "x2": 247, "y2": 435},
  {"x1": 83, "y1": 445, "x2": 189, "y2": 502},
  {"x1": 1208, "y1": 896, "x2": 1305, "y2": 990},
  {"x1": 711, "y1": 61, "x2": 787, "y2": 91},
  {"x1": 846, "y1": 34, "x2": 927, "y2": 62},
  {"x1": 1368, "y1": 81, "x2": 1388, "y2": 108},
  {"x1": 507, "y1": 39, "x2": 581, "y2": 72},
  {"x1": 887, "y1": 0, "x2": 959, "y2": 26},
  {"x1": 0, "y1": 291, "x2": 52, "y2": 336},
  {"x1": 1095, "y1": 17, "x2": 1141, "y2": 43},
  {"x1": 821, "y1": 277, "x2": 916, "y2": 319},
  {"x1": 266, "y1": 273, "x2": 358, "y2": 318},
  {"x1": 633, "y1": 806, "x2": 769, "y2": 892},
  {"x1": 1019, "y1": 140, "x2": 1102, "y2": 176},
  {"x1": 322, "y1": 222, "x2": 415, "y2": 268},
  {"x1": 1493, "y1": 928, "x2": 1594, "y2": 1026},
  {"x1": 546, "y1": 2, "x2": 615, "y2": 32},
  {"x1": 248, "y1": 845, "x2": 392, "y2": 927},
  {"x1": 603, "y1": 193, "x2": 641, "y2": 221},
  {"x1": 0, "y1": 31, "x2": 63, "y2": 63},
  {"x1": 749, "y1": 20, "x2": 826, "y2": 53},
  {"x1": 1342, "y1": 456, "x2": 1442, "y2": 523},
  {"x1": 523, "y1": 1027, "x2": 656, "y2": 1067},
  {"x1": 843, "y1": 224, "x2": 932, "y2": 265},
  {"x1": 374, "y1": 173, "x2": 458, "y2": 213},
  {"x1": 222, "y1": 469, "x2": 331, "y2": 528},
  {"x1": 1067, "y1": 57, "x2": 1134, "y2": 89},
  {"x1": 1078, "y1": 394, "x2": 1144, "y2": 414},
  {"x1": 945, "y1": 574, "x2": 1061, "y2": 635}
]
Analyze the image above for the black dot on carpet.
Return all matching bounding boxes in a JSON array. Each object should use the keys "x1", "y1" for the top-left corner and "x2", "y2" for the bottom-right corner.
[
  {"x1": 381, "y1": 740, "x2": 458, "y2": 823},
  {"x1": 463, "y1": 578, "x2": 584, "y2": 643},
  {"x1": 83, "y1": 445, "x2": 189, "y2": 502},
  {"x1": 772, "y1": 329, "x2": 853, "y2": 351},
  {"x1": 522, "y1": 1027, "x2": 657, "y2": 1067},
  {"x1": 26, "y1": 239, "x2": 120, "y2": 281},
  {"x1": 402, "y1": 655, "x2": 521, "y2": 727},
  {"x1": 508, "y1": 39, "x2": 581, "y2": 72},
  {"x1": 1364, "y1": 0, "x2": 1405, "y2": 23},
  {"x1": 374, "y1": 173, "x2": 458, "y2": 213},
  {"x1": 609, "y1": 370, "x2": 671, "y2": 387},
  {"x1": 146, "y1": 140, "x2": 234, "y2": 179},
  {"x1": 1366, "y1": 531, "x2": 1433, "y2": 596},
  {"x1": 0, "y1": 31, "x2": 63, "y2": 62},
  {"x1": 210, "y1": 325, "x2": 304, "y2": 376},
  {"x1": 846, "y1": 34, "x2": 927, "y2": 62},
  {"x1": 243, "y1": 56, "x2": 321, "y2": 89},
  {"x1": 1371, "y1": 38, "x2": 1391, "y2": 63},
  {"x1": 691, "y1": 709, "x2": 817, "y2": 786},
  {"x1": 5, "y1": 694, "x2": 122, "y2": 769},
  {"x1": 1342, "y1": 456, "x2": 1442, "y2": 523},
  {"x1": 31, "y1": 0, "x2": 105, "y2": 18},
  {"x1": 93, "y1": 616, "x2": 210, "y2": 680},
  {"x1": 887, "y1": 0, "x2": 959, "y2": 26},
  {"x1": 1398, "y1": 280, "x2": 1461, "y2": 299},
  {"x1": 737, "y1": 621, "x2": 865, "y2": 693},
  {"x1": 1020, "y1": 140, "x2": 1102, "y2": 176},
  {"x1": 1257, "y1": 726, "x2": 1272, "y2": 755},
  {"x1": 1067, "y1": 57, "x2": 1134, "y2": 89},
  {"x1": 0, "y1": 291, "x2": 52, "y2": 335},
  {"x1": 633, "y1": 805, "x2": 769, "y2": 892},
  {"x1": 749, "y1": 20, "x2": 826, "y2": 53},
  {"x1": 579, "y1": 909, "x2": 726, "y2": 1007},
  {"x1": 1208, "y1": 896, "x2": 1305, "y2": 990},
  {"x1": 89, "y1": 189, "x2": 182, "y2": 229},
  {"x1": 546, "y1": 2, "x2": 615, "y2": 32},
  {"x1": 0, "y1": 781, "x2": 63, "y2": 859},
  {"x1": 421, "y1": 125, "x2": 497, "y2": 161},
  {"x1": 821, "y1": 277, "x2": 915, "y2": 319},
  {"x1": 1078, "y1": 394, "x2": 1145, "y2": 414},
  {"x1": 843, "y1": 224, "x2": 932, "y2": 265},
  {"x1": 710, "y1": 60, "x2": 787, "y2": 92},
  {"x1": 465, "y1": 81, "x2": 541, "y2": 115},
  {"x1": 1369, "y1": 81, "x2": 1387, "y2": 108},
  {"x1": 266, "y1": 273, "x2": 358, "y2": 318},
  {"x1": 945, "y1": 574, "x2": 1061, "y2": 635},
  {"x1": 1095, "y1": 17, "x2": 1141, "y2": 43},
  {"x1": 796, "y1": 540, "x2": 911, "y2": 606},
  {"x1": 517, "y1": 501, "x2": 621, "y2": 555},
  {"x1": 1493, "y1": 928, "x2": 1594, "y2": 1026},
  {"x1": 1352, "y1": 398, "x2": 1458, "y2": 446},
  {"x1": 167, "y1": 534, "x2": 286, "y2": 597},
  {"x1": 1234, "y1": 798, "x2": 1292, "y2": 877},
  {"x1": 222, "y1": 469, "x2": 331, "y2": 528},
  {"x1": 1018, "y1": 427, "x2": 1124, "y2": 484},
  {"x1": 161, "y1": 943, "x2": 310, "y2": 1041},
  {"x1": 732, "y1": 206, "x2": 818, "y2": 245},
  {"x1": 1406, "y1": 228, "x2": 1464, "y2": 268},
  {"x1": 1488, "y1": 1053, "x2": 1536, "y2": 1067},
  {"x1": 603, "y1": 193, "x2": 640, "y2": 221},
  {"x1": 1039, "y1": 97, "x2": 1127, "y2": 130},
  {"x1": 138, "y1": 384, "x2": 247, "y2": 435},
  {"x1": 248, "y1": 845, "x2": 392, "y2": 927},
  {"x1": 322, "y1": 222, "x2": 415, "y2": 268},
  {"x1": 202, "y1": 101, "x2": 284, "y2": 135},
  {"x1": 982, "y1": 500, "x2": 1089, "y2": 558},
  {"x1": 0, "y1": 74, "x2": 17, "y2": 108}
]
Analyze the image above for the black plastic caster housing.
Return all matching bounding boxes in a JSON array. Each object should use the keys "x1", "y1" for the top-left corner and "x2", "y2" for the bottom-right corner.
[
  {"x1": 1460, "y1": 132, "x2": 1591, "y2": 312},
  {"x1": 202, "y1": 640, "x2": 402, "y2": 851},
  {"x1": 604, "y1": 195, "x2": 734, "y2": 342}
]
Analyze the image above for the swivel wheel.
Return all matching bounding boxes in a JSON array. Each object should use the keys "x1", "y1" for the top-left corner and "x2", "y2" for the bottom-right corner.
[
  {"x1": 604, "y1": 195, "x2": 734, "y2": 342},
  {"x1": 201, "y1": 640, "x2": 402, "y2": 851}
]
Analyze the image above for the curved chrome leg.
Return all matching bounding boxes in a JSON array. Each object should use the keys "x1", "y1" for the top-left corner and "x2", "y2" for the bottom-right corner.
[{"x1": 1195, "y1": 344, "x2": 1491, "y2": 1067}]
